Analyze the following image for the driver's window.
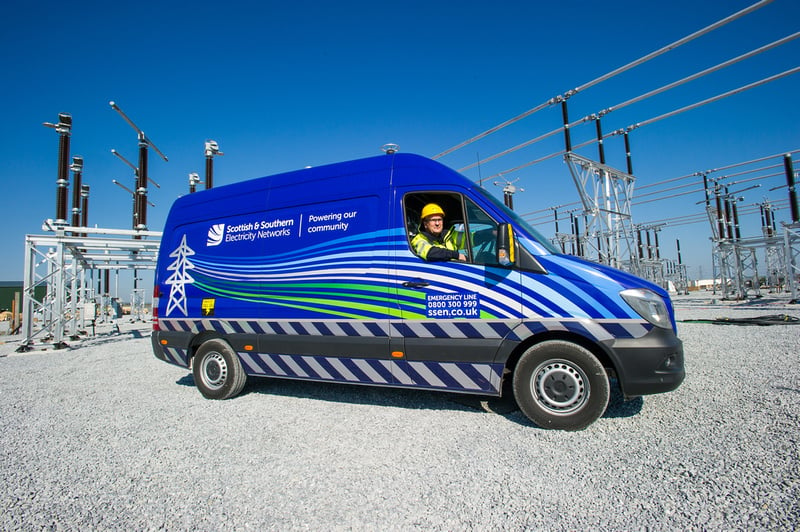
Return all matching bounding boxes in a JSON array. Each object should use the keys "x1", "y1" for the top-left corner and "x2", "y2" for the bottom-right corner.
[
  {"x1": 404, "y1": 193, "x2": 499, "y2": 265},
  {"x1": 463, "y1": 197, "x2": 500, "y2": 265}
]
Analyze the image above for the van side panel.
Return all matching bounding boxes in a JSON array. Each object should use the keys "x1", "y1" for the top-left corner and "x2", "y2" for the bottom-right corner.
[{"x1": 155, "y1": 160, "x2": 395, "y2": 366}]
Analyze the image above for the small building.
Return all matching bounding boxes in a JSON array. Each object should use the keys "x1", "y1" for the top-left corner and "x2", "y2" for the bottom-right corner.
[
  {"x1": 0, "y1": 281, "x2": 46, "y2": 313},
  {"x1": 690, "y1": 279, "x2": 723, "y2": 291}
]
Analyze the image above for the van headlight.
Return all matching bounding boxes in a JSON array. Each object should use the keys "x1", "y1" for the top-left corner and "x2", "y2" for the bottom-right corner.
[{"x1": 620, "y1": 289, "x2": 672, "y2": 329}]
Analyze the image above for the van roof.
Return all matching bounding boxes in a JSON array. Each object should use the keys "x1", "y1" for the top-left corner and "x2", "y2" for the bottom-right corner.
[{"x1": 164, "y1": 153, "x2": 472, "y2": 223}]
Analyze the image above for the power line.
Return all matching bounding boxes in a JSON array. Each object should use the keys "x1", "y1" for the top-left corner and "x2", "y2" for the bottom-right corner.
[
  {"x1": 478, "y1": 148, "x2": 566, "y2": 184},
  {"x1": 459, "y1": 125, "x2": 564, "y2": 173},
  {"x1": 585, "y1": 32, "x2": 800, "y2": 122},
  {"x1": 637, "y1": 199, "x2": 790, "y2": 229},
  {"x1": 713, "y1": 162, "x2": 785, "y2": 181},
  {"x1": 622, "y1": 66, "x2": 800, "y2": 133},
  {"x1": 487, "y1": 67, "x2": 799, "y2": 184},
  {"x1": 432, "y1": 0, "x2": 774, "y2": 160},
  {"x1": 463, "y1": 31, "x2": 799, "y2": 176},
  {"x1": 635, "y1": 150, "x2": 800, "y2": 193},
  {"x1": 632, "y1": 168, "x2": 789, "y2": 205},
  {"x1": 519, "y1": 152, "x2": 797, "y2": 224},
  {"x1": 708, "y1": 149, "x2": 800, "y2": 174},
  {"x1": 570, "y1": 0, "x2": 774, "y2": 94}
]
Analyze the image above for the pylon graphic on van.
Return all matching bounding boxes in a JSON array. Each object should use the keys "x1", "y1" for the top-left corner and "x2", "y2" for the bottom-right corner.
[{"x1": 165, "y1": 234, "x2": 195, "y2": 317}]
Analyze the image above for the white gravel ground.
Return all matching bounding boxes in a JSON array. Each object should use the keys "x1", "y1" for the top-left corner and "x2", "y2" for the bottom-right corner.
[{"x1": 1, "y1": 294, "x2": 798, "y2": 530}]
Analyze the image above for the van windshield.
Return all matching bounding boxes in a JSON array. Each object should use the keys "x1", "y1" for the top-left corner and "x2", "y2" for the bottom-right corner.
[{"x1": 473, "y1": 185, "x2": 561, "y2": 255}]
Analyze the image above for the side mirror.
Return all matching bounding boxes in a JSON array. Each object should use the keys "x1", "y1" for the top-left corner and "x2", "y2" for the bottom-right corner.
[{"x1": 496, "y1": 223, "x2": 515, "y2": 266}]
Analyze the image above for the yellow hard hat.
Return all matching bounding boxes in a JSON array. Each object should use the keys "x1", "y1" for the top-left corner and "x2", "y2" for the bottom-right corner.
[{"x1": 421, "y1": 203, "x2": 445, "y2": 220}]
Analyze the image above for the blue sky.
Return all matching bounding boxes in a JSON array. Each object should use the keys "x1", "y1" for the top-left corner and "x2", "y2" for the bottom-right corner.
[{"x1": 2, "y1": 0, "x2": 799, "y2": 291}]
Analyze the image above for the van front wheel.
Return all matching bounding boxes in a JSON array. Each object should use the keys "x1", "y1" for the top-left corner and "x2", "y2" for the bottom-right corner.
[
  {"x1": 192, "y1": 339, "x2": 247, "y2": 400},
  {"x1": 513, "y1": 340, "x2": 609, "y2": 431}
]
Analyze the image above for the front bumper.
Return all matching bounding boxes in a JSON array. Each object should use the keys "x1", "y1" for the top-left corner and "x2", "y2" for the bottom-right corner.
[{"x1": 606, "y1": 326, "x2": 685, "y2": 398}]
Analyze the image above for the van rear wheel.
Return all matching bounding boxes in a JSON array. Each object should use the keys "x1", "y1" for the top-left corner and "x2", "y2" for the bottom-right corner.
[
  {"x1": 513, "y1": 340, "x2": 609, "y2": 431},
  {"x1": 192, "y1": 339, "x2": 247, "y2": 400}
]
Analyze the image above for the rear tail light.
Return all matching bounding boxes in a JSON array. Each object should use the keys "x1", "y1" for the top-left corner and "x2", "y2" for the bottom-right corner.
[{"x1": 152, "y1": 285, "x2": 160, "y2": 331}]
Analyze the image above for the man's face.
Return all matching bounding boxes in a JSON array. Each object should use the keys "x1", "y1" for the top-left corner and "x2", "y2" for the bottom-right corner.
[{"x1": 424, "y1": 216, "x2": 444, "y2": 236}]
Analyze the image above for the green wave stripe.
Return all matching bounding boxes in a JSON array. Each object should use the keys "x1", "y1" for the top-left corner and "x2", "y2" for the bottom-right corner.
[
  {"x1": 193, "y1": 275, "x2": 429, "y2": 311},
  {"x1": 196, "y1": 276, "x2": 427, "y2": 303},
  {"x1": 195, "y1": 281, "x2": 423, "y2": 319},
  {"x1": 194, "y1": 278, "x2": 427, "y2": 311},
  {"x1": 193, "y1": 279, "x2": 498, "y2": 320}
]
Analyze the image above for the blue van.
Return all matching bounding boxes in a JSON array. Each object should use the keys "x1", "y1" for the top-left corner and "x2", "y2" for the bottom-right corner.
[{"x1": 151, "y1": 152, "x2": 684, "y2": 430}]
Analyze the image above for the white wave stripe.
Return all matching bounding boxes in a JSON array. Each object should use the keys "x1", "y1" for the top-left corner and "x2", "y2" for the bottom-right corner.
[
  {"x1": 518, "y1": 276, "x2": 598, "y2": 319},
  {"x1": 191, "y1": 266, "x2": 393, "y2": 284},
  {"x1": 193, "y1": 249, "x2": 387, "y2": 272},
  {"x1": 541, "y1": 258, "x2": 638, "y2": 319},
  {"x1": 191, "y1": 254, "x2": 557, "y2": 319},
  {"x1": 392, "y1": 266, "x2": 533, "y2": 318},
  {"x1": 191, "y1": 263, "x2": 391, "y2": 281}
]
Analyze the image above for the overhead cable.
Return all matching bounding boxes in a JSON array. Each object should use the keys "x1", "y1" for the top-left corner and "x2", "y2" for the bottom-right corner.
[
  {"x1": 569, "y1": 0, "x2": 774, "y2": 94},
  {"x1": 478, "y1": 61, "x2": 798, "y2": 182},
  {"x1": 637, "y1": 199, "x2": 789, "y2": 227},
  {"x1": 433, "y1": 0, "x2": 774, "y2": 160},
  {"x1": 585, "y1": 32, "x2": 800, "y2": 121},
  {"x1": 633, "y1": 169, "x2": 787, "y2": 204},
  {"x1": 470, "y1": 27, "x2": 796, "y2": 182},
  {"x1": 465, "y1": 31, "x2": 798, "y2": 175},
  {"x1": 459, "y1": 126, "x2": 565, "y2": 172},
  {"x1": 698, "y1": 148, "x2": 800, "y2": 176},
  {"x1": 494, "y1": 71, "x2": 799, "y2": 183},
  {"x1": 634, "y1": 150, "x2": 800, "y2": 193},
  {"x1": 621, "y1": 66, "x2": 800, "y2": 133},
  {"x1": 478, "y1": 149, "x2": 566, "y2": 184}
]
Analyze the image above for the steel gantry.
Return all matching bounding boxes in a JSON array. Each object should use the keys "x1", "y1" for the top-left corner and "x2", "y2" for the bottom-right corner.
[
  {"x1": 17, "y1": 223, "x2": 161, "y2": 351},
  {"x1": 784, "y1": 222, "x2": 800, "y2": 302},
  {"x1": 564, "y1": 152, "x2": 640, "y2": 274},
  {"x1": 706, "y1": 206, "x2": 798, "y2": 301}
]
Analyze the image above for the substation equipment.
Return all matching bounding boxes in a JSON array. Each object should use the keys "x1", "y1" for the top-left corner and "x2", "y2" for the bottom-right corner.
[
  {"x1": 20, "y1": 224, "x2": 161, "y2": 350},
  {"x1": 557, "y1": 147, "x2": 798, "y2": 300},
  {"x1": 703, "y1": 154, "x2": 800, "y2": 301},
  {"x1": 539, "y1": 101, "x2": 798, "y2": 300},
  {"x1": 20, "y1": 106, "x2": 226, "y2": 351},
  {"x1": 550, "y1": 103, "x2": 692, "y2": 295},
  {"x1": 19, "y1": 107, "x2": 164, "y2": 351}
]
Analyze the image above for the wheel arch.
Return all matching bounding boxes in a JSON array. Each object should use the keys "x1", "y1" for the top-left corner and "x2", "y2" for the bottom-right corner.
[
  {"x1": 186, "y1": 330, "x2": 225, "y2": 368},
  {"x1": 502, "y1": 330, "x2": 619, "y2": 391}
]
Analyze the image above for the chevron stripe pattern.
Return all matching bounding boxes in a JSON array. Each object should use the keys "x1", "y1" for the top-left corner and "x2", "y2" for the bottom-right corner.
[
  {"x1": 158, "y1": 317, "x2": 652, "y2": 341},
  {"x1": 239, "y1": 351, "x2": 504, "y2": 393}
]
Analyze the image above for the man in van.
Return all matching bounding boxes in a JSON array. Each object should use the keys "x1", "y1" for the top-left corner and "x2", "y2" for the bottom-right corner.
[{"x1": 411, "y1": 203, "x2": 468, "y2": 262}]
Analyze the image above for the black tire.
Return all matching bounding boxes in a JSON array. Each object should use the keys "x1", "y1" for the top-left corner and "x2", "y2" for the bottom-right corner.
[
  {"x1": 192, "y1": 339, "x2": 247, "y2": 400},
  {"x1": 513, "y1": 340, "x2": 610, "y2": 431}
]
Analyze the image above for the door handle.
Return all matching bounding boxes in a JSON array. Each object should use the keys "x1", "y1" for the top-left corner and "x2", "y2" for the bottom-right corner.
[{"x1": 402, "y1": 280, "x2": 430, "y2": 288}]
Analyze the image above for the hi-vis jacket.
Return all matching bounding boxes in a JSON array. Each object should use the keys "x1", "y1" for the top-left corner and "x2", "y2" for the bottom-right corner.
[{"x1": 411, "y1": 227, "x2": 466, "y2": 261}]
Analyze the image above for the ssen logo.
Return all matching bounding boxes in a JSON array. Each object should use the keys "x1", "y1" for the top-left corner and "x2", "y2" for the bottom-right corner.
[{"x1": 207, "y1": 224, "x2": 225, "y2": 246}]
